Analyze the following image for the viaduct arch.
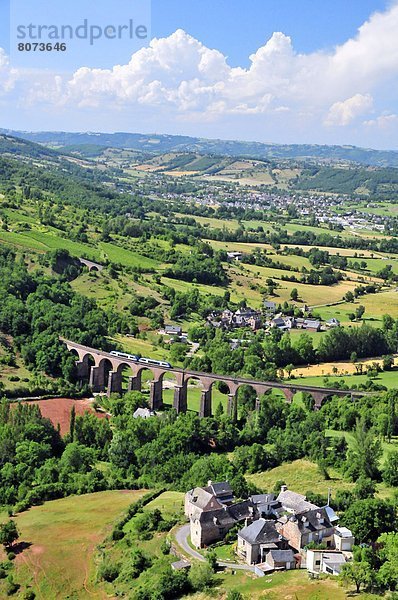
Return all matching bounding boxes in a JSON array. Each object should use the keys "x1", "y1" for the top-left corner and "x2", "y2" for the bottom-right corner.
[{"x1": 62, "y1": 339, "x2": 369, "y2": 420}]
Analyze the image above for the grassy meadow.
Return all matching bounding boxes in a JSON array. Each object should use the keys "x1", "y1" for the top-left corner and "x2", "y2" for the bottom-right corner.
[{"x1": 7, "y1": 490, "x2": 147, "y2": 599}]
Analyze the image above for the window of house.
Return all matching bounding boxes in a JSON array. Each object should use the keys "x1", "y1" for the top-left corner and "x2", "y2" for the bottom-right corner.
[{"x1": 315, "y1": 560, "x2": 321, "y2": 566}]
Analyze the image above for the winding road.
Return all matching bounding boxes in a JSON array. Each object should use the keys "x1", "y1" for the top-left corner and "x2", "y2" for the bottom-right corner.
[{"x1": 175, "y1": 524, "x2": 255, "y2": 572}]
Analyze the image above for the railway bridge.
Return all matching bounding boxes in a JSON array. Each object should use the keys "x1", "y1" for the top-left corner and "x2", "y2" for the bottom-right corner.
[{"x1": 61, "y1": 339, "x2": 369, "y2": 419}]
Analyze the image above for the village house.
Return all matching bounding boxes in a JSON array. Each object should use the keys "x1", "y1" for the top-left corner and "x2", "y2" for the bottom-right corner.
[
  {"x1": 294, "y1": 318, "x2": 321, "y2": 332},
  {"x1": 264, "y1": 300, "x2": 277, "y2": 314},
  {"x1": 237, "y1": 518, "x2": 290, "y2": 565},
  {"x1": 274, "y1": 486, "x2": 354, "y2": 553},
  {"x1": 133, "y1": 407, "x2": 155, "y2": 419},
  {"x1": 226, "y1": 251, "x2": 243, "y2": 262},
  {"x1": 277, "y1": 506, "x2": 339, "y2": 552},
  {"x1": 326, "y1": 318, "x2": 341, "y2": 328},
  {"x1": 185, "y1": 481, "x2": 258, "y2": 548},
  {"x1": 307, "y1": 549, "x2": 350, "y2": 576},
  {"x1": 265, "y1": 549, "x2": 297, "y2": 571},
  {"x1": 277, "y1": 486, "x2": 318, "y2": 514},
  {"x1": 164, "y1": 324, "x2": 183, "y2": 336},
  {"x1": 212, "y1": 307, "x2": 263, "y2": 330},
  {"x1": 249, "y1": 493, "x2": 280, "y2": 517},
  {"x1": 269, "y1": 315, "x2": 294, "y2": 330}
]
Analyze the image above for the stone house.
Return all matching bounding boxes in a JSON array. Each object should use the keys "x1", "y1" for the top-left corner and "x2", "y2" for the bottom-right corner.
[
  {"x1": 190, "y1": 499, "x2": 257, "y2": 548},
  {"x1": 184, "y1": 480, "x2": 234, "y2": 519},
  {"x1": 249, "y1": 494, "x2": 280, "y2": 518},
  {"x1": 277, "y1": 506, "x2": 337, "y2": 552},
  {"x1": 185, "y1": 481, "x2": 258, "y2": 548},
  {"x1": 237, "y1": 518, "x2": 289, "y2": 565},
  {"x1": 276, "y1": 487, "x2": 318, "y2": 515},
  {"x1": 265, "y1": 549, "x2": 296, "y2": 571}
]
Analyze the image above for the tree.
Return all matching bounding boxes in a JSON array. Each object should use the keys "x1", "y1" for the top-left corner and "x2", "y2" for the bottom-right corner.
[
  {"x1": 290, "y1": 288, "x2": 299, "y2": 302},
  {"x1": 206, "y1": 549, "x2": 218, "y2": 571},
  {"x1": 188, "y1": 562, "x2": 214, "y2": 591},
  {"x1": 353, "y1": 476, "x2": 375, "y2": 500},
  {"x1": 344, "y1": 291, "x2": 355, "y2": 302},
  {"x1": 339, "y1": 561, "x2": 372, "y2": 593},
  {"x1": 69, "y1": 405, "x2": 76, "y2": 441},
  {"x1": 342, "y1": 499, "x2": 397, "y2": 543},
  {"x1": 0, "y1": 520, "x2": 19, "y2": 549},
  {"x1": 382, "y1": 451, "x2": 398, "y2": 486},
  {"x1": 382, "y1": 355, "x2": 394, "y2": 371},
  {"x1": 355, "y1": 305, "x2": 365, "y2": 320},
  {"x1": 345, "y1": 419, "x2": 382, "y2": 481}
]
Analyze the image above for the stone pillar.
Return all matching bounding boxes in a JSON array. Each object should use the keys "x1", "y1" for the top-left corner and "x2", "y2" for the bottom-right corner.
[
  {"x1": 312, "y1": 392, "x2": 326, "y2": 411},
  {"x1": 107, "y1": 371, "x2": 123, "y2": 397},
  {"x1": 127, "y1": 374, "x2": 142, "y2": 392},
  {"x1": 89, "y1": 366, "x2": 105, "y2": 392},
  {"x1": 199, "y1": 389, "x2": 212, "y2": 418},
  {"x1": 282, "y1": 388, "x2": 295, "y2": 403},
  {"x1": 76, "y1": 360, "x2": 89, "y2": 380},
  {"x1": 173, "y1": 384, "x2": 188, "y2": 414},
  {"x1": 227, "y1": 393, "x2": 238, "y2": 422},
  {"x1": 150, "y1": 379, "x2": 163, "y2": 411},
  {"x1": 255, "y1": 397, "x2": 261, "y2": 412}
]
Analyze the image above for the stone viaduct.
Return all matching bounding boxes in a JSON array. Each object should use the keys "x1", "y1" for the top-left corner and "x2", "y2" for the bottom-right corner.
[{"x1": 62, "y1": 339, "x2": 368, "y2": 420}]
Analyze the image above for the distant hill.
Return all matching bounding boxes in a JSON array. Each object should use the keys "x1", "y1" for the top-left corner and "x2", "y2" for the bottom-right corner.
[{"x1": 1, "y1": 128, "x2": 398, "y2": 167}]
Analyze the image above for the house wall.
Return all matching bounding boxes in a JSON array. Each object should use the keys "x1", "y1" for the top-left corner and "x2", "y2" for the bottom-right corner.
[
  {"x1": 278, "y1": 521, "x2": 302, "y2": 551},
  {"x1": 237, "y1": 536, "x2": 258, "y2": 564},
  {"x1": 191, "y1": 518, "x2": 234, "y2": 548},
  {"x1": 334, "y1": 534, "x2": 355, "y2": 551}
]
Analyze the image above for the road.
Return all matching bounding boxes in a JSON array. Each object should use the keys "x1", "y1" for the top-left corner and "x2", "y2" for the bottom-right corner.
[{"x1": 174, "y1": 524, "x2": 255, "y2": 572}]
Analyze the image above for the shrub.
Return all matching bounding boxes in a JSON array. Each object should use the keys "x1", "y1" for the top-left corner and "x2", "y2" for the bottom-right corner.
[{"x1": 98, "y1": 561, "x2": 119, "y2": 583}]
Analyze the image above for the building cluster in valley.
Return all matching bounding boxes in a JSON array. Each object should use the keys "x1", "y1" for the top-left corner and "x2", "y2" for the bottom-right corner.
[
  {"x1": 206, "y1": 302, "x2": 340, "y2": 334},
  {"x1": 185, "y1": 481, "x2": 354, "y2": 576}
]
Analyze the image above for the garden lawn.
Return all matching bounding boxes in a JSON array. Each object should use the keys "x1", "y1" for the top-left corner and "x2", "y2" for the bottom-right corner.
[{"x1": 209, "y1": 568, "x2": 350, "y2": 600}]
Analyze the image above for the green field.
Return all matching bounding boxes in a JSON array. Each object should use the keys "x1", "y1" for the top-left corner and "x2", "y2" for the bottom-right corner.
[
  {"x1": 8, "y1": 490, "x2": 147, "y2": 599},
  {"x1": 99, "y1": 241, "x2": 159, "y2": 269},
  {"x1": 326, "y1": 429, "x2": 398, "y2": 467},
  {"x1": 144, "y1": 491, "x2": 184, "y2": 518},
  {"x1": 246, "y1": 459, "x2": 354, "y2": 498},
  {"x1": 293, "y1": 369, "x2": 398, "y2": 390},
  {"x1": 211, "y1": 569, "x2": 349, "y2": 600}
]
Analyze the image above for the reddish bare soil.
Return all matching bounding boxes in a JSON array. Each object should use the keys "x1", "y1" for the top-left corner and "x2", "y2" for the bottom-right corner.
[{"x1": 15, "y1": 398, "x2": 108, "y2": 436}]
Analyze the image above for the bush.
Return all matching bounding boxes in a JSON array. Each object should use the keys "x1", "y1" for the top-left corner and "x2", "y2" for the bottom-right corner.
[
  {"x1": 24, "y1": 592, "x2": 36, "y2": 600},
  {"x1": 98, "y1": 561, "x2": 119, "y2": 583},
  {"x1": 111, "y1": 528, "x2": 124, "y2": 541},
  {"x1": 5, "y1": 576, "x2": 20, "y2": 596}
]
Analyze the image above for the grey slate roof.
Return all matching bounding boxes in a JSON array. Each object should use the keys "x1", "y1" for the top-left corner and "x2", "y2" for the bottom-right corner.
[
  {"x1": 295, "y1": 507, "x2": 334, "y2": 533},
  {"x1": 198, "y1": 500, "x2": 256, "y2": 530},
  {"x1": 250, "y1": 493, "x2": 277, "y2": 504},
  {"x1": 238, "y1": 518, "x2": 282, "y2": 545},
  {"x1": 268, "y1": 549, "x2": 295, "y2": 563},
  {"x1": 277, "y1": 490, "x2": 317, "y2": 514},
  {"x1": 208, "y1": 481, "x2": 233, "y2": 498}
]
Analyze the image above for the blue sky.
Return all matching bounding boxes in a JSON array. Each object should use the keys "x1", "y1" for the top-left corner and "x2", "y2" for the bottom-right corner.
[
  {"x1": 152, "y1": 0, "x2": 389, "y2": 64},
  {"x1": 0, "y1": 0, "x2": 397, "y2": 149}
]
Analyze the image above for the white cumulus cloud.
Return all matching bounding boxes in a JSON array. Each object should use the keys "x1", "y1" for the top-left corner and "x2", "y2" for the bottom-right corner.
[{"x1": 325, "y1": 94, "x2": 374, "y2": 126}]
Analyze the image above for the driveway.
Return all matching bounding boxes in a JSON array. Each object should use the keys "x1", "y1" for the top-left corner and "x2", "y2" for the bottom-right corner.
[{"x1": 175, "y1": 524, "x2": 255, "y2": 572}]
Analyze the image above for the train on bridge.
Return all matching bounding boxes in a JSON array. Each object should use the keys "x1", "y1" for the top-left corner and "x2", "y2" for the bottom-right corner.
[{"x1": 110, "y1": 350, "x2": 172, "y2": 369}]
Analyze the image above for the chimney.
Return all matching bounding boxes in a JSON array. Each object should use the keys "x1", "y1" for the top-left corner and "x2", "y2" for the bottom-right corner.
[
  {"x1": 208, "y1": 480, "x2": 212, "y2": 487},
  {"x1": 281, "y1": 484, "x2": 288, "y2": 492}
]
